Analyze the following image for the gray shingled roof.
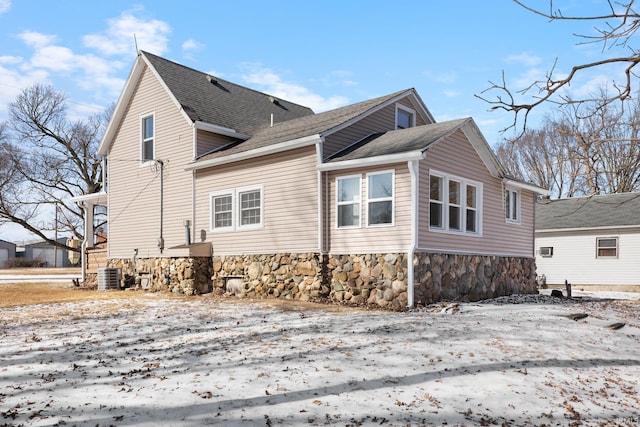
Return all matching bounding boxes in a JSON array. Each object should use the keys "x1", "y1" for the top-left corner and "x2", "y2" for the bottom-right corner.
[
  {"x1": 327, "y1": 117, "x2": 470, "y2": 161},
  {"x1": 536, "y1": 192, "x2": 640, "y2": 230},
  {"x1": 195, "y1": 89, "x2": 411, "y2": 161},
  {"x1": 143, "y1": 51, "x2": 314, "y2": 135}
]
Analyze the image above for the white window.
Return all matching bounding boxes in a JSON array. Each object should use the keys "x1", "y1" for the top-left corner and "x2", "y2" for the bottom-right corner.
[
  {"x1": 141, "y1": 113, "x2": 154, "y2": 162},
  {"x1": 396, "y1": 104, "x2": 415, "y2": 130},
  {"x1": 429, "y1": 171, "x2": 481, "y2": 235},
  {"x1": 505, "y1": 187, "x2": 520, "y2": 223},
  {"x1": 596, "y1": 237, "x2": 618, "y2": 258},
  {"x1": 337, "y1": 175, "x2": 361, "y2": 228},
  {"x1": 210, "y1": 186, "x2": 263, "y2": 232},
  {"x1": 211, "y1": 192, "x2": 234, "y2": 231},
  {"x1": 238, "y1": 187, "x2": 262, "y2": 228},
  {"x1": 367, "y1": 171, "x2": 394, "y2": 226}
]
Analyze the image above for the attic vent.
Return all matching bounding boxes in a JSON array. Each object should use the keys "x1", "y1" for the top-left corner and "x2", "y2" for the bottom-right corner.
[
  {"x1": 206, "y1": 75, "x2": 217, "y2": 84},
  {"x1": 269, "y1": 96, "x2": 279, "y2": 105},
  {"x1": 98, "y1": 268, "x2": 121, "y2": 291}
]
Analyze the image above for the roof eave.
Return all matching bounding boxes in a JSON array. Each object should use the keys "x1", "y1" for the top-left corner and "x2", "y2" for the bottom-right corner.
[
  {"x1": 536, "y1": 224, "x2": 640, "y2": 233},
  {"x1": 504, "y1": 178, "x2": 551, "y2": 196},
  {"x1": 185, "y1": 134, "x2": 323, "y2": 171},
  {"x1": 318, "y1": 150, "x2": 426, "y2": 172},
  {"x1": 194, "y1": 121, "x2": 250, "y2": 140}
]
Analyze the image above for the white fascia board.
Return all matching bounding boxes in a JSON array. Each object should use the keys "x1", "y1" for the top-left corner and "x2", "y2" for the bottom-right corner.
[
  {"x1": 194, "y1": 121, "x2": 250, "y2": 140},
  {"x1": 317, "y1": 151, "x2": 425, "y2": 172},
  {"x1": 70, "y1": 192, "x2": 108, "y2": 204},
  {"x1": 185, "y1": 134, "x2": 322, "y2": 171},
  {"x1": 536, "y1": 224, "x2": 640, "y2": 234},
  {"x1": 503, "y1": 178, "x2": 551, "y2": 196}
]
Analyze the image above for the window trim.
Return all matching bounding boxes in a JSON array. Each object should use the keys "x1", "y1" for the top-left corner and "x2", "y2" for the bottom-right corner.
[
  {"x1": 428, "y1": 170, "x2": 482, "y2": 236},
  {"x1": 395, "y1": 104, "x2": 416, "y2": 130},
  {"x1": 596, "y1": 237, "x2": 618, "y2": 259},
  {"x1": 366, "y1": 170, "x2": 395, "y2": 227},
  {"x1": 209, "y1": 185, "x2": 264, "y2": 233},
  {"x1": 140, "y1": 112, "x2": 155, "y2": 165},
  {"x1": 210, "y1": 190, "x2": 235, "y2": 232},
  {"x1": 504, "y1": 187, "x2": 520, "y2": 224},
  {"x1": 336, "y1": 174, "x2": 362, "y2": 229},
  {"x1": 236, "y1": 185, "x2": 264, "y2": 231}
]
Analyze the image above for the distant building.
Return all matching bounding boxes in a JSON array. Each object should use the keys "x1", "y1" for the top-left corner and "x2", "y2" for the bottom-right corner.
[
  {"x1": 23, "y1": 238, "x2": 75, "y2": 267},
  {"x1": 0, "y1": 239, "x2": 17, "y2": 268}
]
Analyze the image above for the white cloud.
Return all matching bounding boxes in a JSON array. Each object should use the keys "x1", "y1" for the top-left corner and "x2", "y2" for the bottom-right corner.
[
  {"x1": 0, "y1": 61, "x2": 49, "y2": 117},
  {"x1": 503, "y1": 52, "x2": 542, "y2": 67},
  {"x1": 18, "y1": 31, "x2": 57, "y2": 48},
  {"x1": 182, "y1": 39, "x2": 203, "y2": 52},
  {"x1": 0, "y1": 0, "x2": 10, "y2": 14},
  {"x1": 443, "y1": 89, "x2": 460, "y2": 98},
  {"x1": 84, "y1": 11, "x2": 171, "y2": 56},
  {"x1": 241, "y1": 65, "x2": 348, "y2": 112}
]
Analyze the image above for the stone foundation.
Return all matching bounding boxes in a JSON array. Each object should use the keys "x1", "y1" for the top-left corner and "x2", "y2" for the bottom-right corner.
[
  {"x1": 98, "y1": 251, "x2": 537, "y2": 310},
  {"x1": 326, "y1": 253, "x2": 408, "y2": 310},
  {"x1": 414, "y1": 252, "x2": 537, "y2": 305},
  {"x1": 106, "y1": 256, "x2": 212, "y2": 295},
  {"x1": 211, "y1": 253, "x2": 328, "y2": 301}
]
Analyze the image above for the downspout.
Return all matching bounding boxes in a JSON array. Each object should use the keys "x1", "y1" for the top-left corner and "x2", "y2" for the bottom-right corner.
[
  {"x1": 80, "y1": 201, "x2": 88, "y2": 284},
  {"x1": 315, "y1": 141, "x2": 324, "y2": 253},
  {"x1": 407, "y1": 159, "x2": 419, "y2": 308}
]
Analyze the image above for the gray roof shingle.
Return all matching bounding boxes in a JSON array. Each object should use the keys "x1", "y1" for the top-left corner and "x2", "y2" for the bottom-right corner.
[
  {"x1": 535, "y1": 192, "x2": 640, "y2": 230},
  {"x1": 195, "y1": 89, "x2": 411, "y2": 161},
  {"x1": 327, "y1": 117, "x2": 470, "y2": 161},
  {"x1": 143, "y1": 51, "x2": 314, "y2": 135}
]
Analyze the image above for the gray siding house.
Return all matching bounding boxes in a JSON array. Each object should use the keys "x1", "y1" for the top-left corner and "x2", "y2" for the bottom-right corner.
[
  {"x1": 536, "y1": 193, "x2": 640, "y2": 290},
  {"x1": 77, "y1": 51, "x2": 548, "y2": 308}
]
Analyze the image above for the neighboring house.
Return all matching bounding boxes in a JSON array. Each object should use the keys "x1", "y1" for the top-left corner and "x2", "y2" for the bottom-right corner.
[
  {"x1": 535, "y1": 193, "x2": 640, "y2": 291},
  {"x1": 0, "y1": 239, "x2": 16, "y2": 268},
  {"x1": 23, "y1": 238, "x2": 74, "y2": 268},
  {"x1": 80, "y1": 51, "x2": 548, "y2": 308}
]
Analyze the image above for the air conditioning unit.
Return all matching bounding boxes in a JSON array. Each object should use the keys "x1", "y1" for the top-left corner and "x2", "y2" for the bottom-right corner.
[
  {"x1": 539, "y1": 247, "x2": 553, "y2": 257},
  {"x1": 98, "y1": 268, "x2": 121, "y2": 291}
]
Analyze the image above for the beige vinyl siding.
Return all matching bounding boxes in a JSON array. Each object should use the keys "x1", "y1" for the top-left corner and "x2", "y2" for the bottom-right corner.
[
  {"x1": 419, "y1": 130, "x2": 534, "y2": 257},
  {"x1": 196, "y1": 130, "x2": 242, "y2": 157},
  {"x1": 108, "y1": 65, "x2": 195, "y2": 259},
  {"x1": 536, "y1": 228, "x2": 640, "y2": 286},
  {"x1": 323, "y1": 99, "x2": 428, "y2": 159},
  {"x1": 327, "y1": 163, "x2": 412, "y2": 253},
  {"x1": 194, "y1": 146, "x2": 319, "y2": 255}
]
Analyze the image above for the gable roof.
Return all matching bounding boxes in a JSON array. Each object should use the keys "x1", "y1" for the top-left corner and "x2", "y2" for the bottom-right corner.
[
  {"x1": 99, "y1": 51, "x2": 314, "y2": 155},
  {"x1": 187, "y1": 88, "x2": 431, "y2": 170},
  {"x1": 536, "y1": 192, "x2": 640, "y2": 231}
]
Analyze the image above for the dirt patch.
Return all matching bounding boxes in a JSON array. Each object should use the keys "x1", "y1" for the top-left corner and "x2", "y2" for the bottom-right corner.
[{"x1": 0, "y1": 282, "x2": 143, "y2": 308}]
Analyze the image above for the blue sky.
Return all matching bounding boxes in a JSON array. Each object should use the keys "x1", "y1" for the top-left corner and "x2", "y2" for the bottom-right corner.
[{"x1": 0, "y1": 0, "x2": 629, "y2": 241}]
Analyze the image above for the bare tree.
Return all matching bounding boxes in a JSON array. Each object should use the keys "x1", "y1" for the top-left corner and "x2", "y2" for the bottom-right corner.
[
  {"x1": 496, "y1": 90, "x2": 640, "y2": 197},
  {"x1": 0, "y1": 84, "x2": 109, "y2": 252},
  {"x1": 477, "y1": 0, "x2": 640, "y2": 134}
]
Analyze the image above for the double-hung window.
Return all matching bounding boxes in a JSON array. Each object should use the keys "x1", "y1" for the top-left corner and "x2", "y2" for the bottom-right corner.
[
  {"x1": 505, "y1": 187, "x2": 520, "y2": 223},
  {"x1": 596, "y1": 237, "x2": 618, "y2": 258},
  {"x1": 367, "y1": 171, "x2": 394, "y2": 226},
  {"x1": 141, "y1": 113, "x2": 154, "y2": 163},
  {"x1": 210, "y1": 186, "x2": 263, "y2": 232},
  {"x1": 429, "y1": 171, "x2": 481, "y2": 235},
  {"x1": 337, "y1": 175, "x2": 361, "y2": 228},
  {"x1": 211, "y1": 192, "x2": 233, "y2": 230}
]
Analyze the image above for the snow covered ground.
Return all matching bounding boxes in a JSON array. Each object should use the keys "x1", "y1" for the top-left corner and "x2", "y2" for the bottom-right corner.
[{"x1": 1, "y1": 290, "x2": 639, "y2": 426}]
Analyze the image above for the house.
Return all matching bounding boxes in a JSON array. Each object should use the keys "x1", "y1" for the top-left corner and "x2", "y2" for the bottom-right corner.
[
  {"x1": 0, "y1": 239, "x2": 16, "y2": 268},
  {"x1": 535, "y1": 193, "x2": 640, "y2": 291},
  {"x1": 80, "y1": 51, "x2": 548, "y2": 308}
]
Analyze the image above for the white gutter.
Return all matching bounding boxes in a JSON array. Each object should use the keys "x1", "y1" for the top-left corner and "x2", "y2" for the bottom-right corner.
[
  {"x1": 315, "y1": 141, "x2": 325, "y2": 253},
  {"x1": 193, "y1": 121, "x2": 250, "y2": 140},
  {"x1": 536, "y1": 224, "x2": 640, "y2": 233},
  {"x1": 318, "y1": 150, "x2": 425, "y2": 172},
  {"x1": 185, "y1": 134, "x2": 322, "y2": 171},
  {"x1": 503, "y1": 178, "x2": 551, "y2": 196},
  {"x1": 407, "y1": 160, "x2": 419, "y2": 308}
]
